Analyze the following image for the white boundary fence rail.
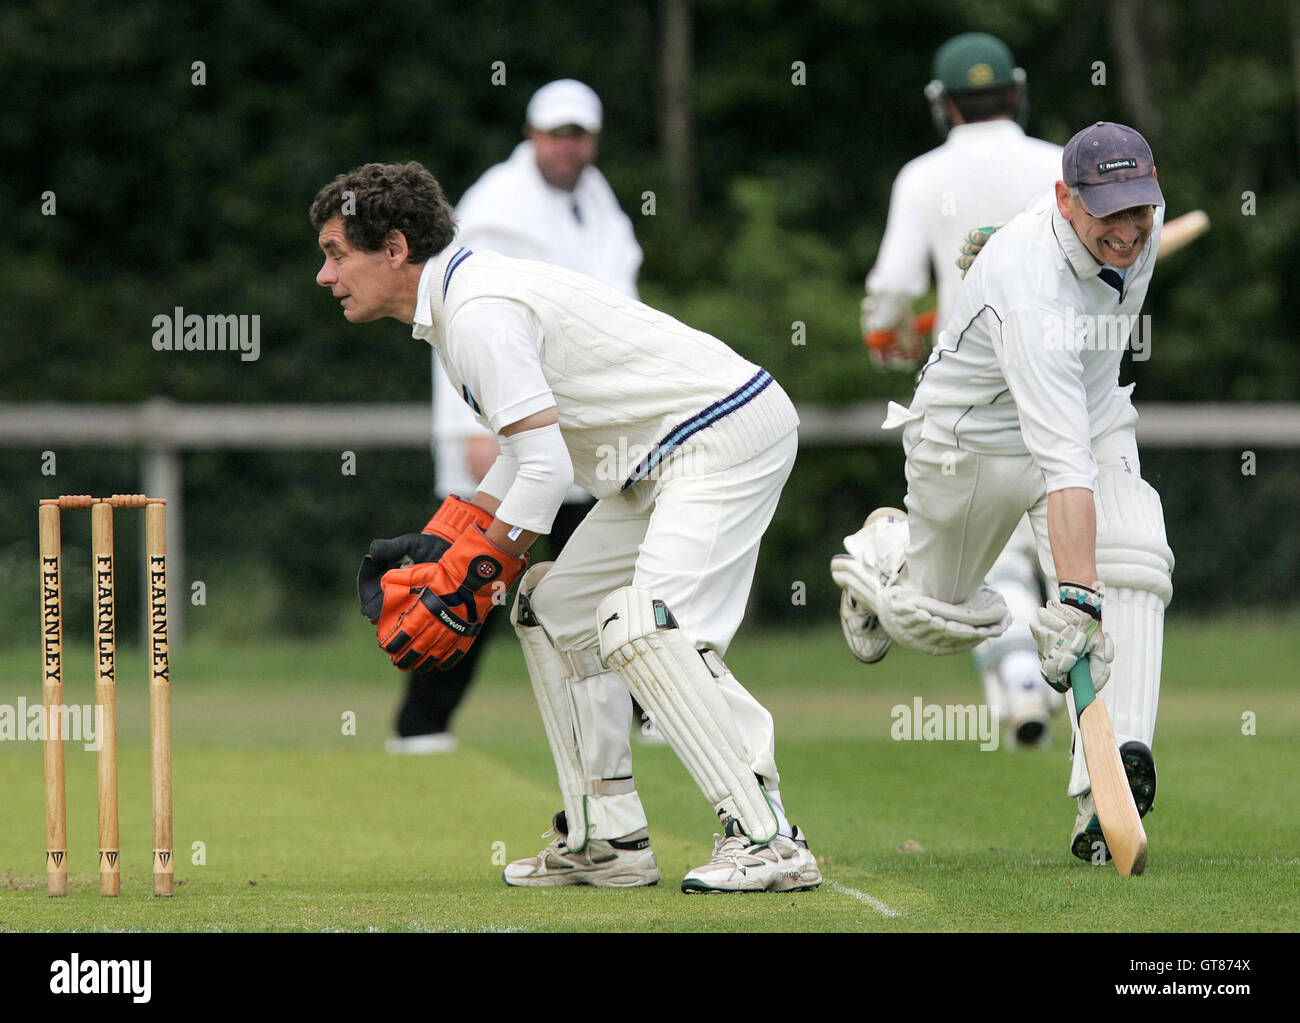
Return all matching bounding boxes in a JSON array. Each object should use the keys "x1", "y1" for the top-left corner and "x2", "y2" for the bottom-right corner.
[{"x1": 4, "y1": 399, "x2": 1299, "y2": 638}]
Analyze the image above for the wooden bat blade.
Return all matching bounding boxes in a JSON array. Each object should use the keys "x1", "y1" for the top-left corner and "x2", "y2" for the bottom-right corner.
[
  {"x1": 1072, "y1": 661, "x2": 1147, "y2": 876},
  {"x1": 1079, "y1": 698, "x2": 1147, "y2": 875},
  {"x1": 1157, "y1": 209, "x2": 1209, "y2": 260}
]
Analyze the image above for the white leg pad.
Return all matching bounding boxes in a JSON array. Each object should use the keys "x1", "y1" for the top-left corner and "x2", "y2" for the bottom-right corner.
[
  {"x1": 597, "y1": 586, "x2": 780, "y2": 842},
  {"x1": 878, "y1": 583, "x2": 1011, "y2": 655},
  {"x1": 833, "y1": 507, "x2": 1010, "y2": 656},
  {"x1": 975, "y1": 520, "x2": 1063, "y2": 718},
  {"x1": 1067, "y1": 470, "x2": 1173, "y2": 795},
  {"x1": 972, "y1": 519, "x2": 1043, "y2": 670},
  {"x1": 514, "y1": 563, "x2": 644, "y2": 849}
]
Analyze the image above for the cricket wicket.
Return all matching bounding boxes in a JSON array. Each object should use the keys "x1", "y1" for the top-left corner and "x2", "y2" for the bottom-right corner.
[{"x1": 39, "y1": 494, "x2": 174, "y2": 897}]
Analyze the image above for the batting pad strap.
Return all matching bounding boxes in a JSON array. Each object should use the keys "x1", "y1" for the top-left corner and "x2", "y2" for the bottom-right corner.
[
  {"x1": 699, "y1": 650, "x2": 727, "y2": 679},
  {"x1": 597, "y1": 586, "x2": 779, "y2": 842},
  {"x1": 558, "y1": 646, "x2": 606, "y2": 679},
  {"x1": 589, "y1": 777, "x2": 636, "y2": 797}
]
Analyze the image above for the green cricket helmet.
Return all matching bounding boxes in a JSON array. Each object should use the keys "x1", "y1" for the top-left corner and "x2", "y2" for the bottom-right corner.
[{"x1": 924, "y1": 32, "x2": 1027, "y2": 136}]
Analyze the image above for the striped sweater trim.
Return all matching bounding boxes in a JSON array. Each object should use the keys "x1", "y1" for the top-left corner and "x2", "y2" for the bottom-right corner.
[
  {"x1": 442, "y1": 247, "x2": 473, "y2": 299},
  {"x1": 621, "y1": 369, "x2": 774, "y2": 490}
]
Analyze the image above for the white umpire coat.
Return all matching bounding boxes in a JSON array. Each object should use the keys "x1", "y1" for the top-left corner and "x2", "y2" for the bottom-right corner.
[{"x1": 433, "y1": 141, "x2": 642, "y2": 499}]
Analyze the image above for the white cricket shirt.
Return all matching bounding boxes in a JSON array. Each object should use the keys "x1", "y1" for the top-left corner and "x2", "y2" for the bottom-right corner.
[
  {"x1": 886, "y1": 192, "x2": 1164, "y2": 492},
  {"x1": 867, "y1": 120, "x2": 1063, "y2": 326},
  {"x1": 413, "y1": 246, "x2": 798, "y2": 502},
  {"x1": 433, "y1": 141, "x2": 644, "y2": 498}
]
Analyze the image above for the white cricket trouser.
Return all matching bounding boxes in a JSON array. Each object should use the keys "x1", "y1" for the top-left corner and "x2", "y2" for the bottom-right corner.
[
  {"x1": 902, "y1": 407, "x2": 1136, "y2": 598},
  {"x1": 901, "y1": 403, "x2": 1164, "y2": 792},
  {"x1": 527, "y1": 431, "x2": 797, "y2": 838}
]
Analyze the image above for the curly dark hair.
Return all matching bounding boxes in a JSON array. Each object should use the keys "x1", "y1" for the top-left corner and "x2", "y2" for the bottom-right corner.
[{"x1": 310, "y1": 161, "x2": 456, "y2": 262}]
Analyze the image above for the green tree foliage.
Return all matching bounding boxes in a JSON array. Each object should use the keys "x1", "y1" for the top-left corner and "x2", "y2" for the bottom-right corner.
[{"x1": 0, "y1": 0, "x2": 1295, "y2": 630}]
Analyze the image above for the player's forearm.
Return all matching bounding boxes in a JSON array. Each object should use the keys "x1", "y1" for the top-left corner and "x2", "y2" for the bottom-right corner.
[{"x1": 1046, "y1": 487, "x2": 1097, "y2": 584}]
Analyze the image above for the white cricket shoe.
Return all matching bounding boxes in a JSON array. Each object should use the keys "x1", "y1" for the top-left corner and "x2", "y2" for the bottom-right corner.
[
  {"x1": 680, "y1": 821, "x2": 822, "y2": 893},
  {"x1": 385, "y1": 732, "x2": 458, "y2": 754},
  {"x1": 502, "y1": 812, "x2": 660, "y2": 888},
  {"x1": 839, "y1": 590, "x2": 893, "y2": 664},
  {"x1": 1070, "y1": 742, "x2": 1156, "y2": 864}
]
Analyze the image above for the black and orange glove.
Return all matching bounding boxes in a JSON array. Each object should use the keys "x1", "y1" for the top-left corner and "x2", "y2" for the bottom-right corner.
[
  {"x1": 375, "y1": 526, "x2": 527, "y2": 671},
  {"x1": 357, "y1": 495, "x2": 494, "y2": 621}
]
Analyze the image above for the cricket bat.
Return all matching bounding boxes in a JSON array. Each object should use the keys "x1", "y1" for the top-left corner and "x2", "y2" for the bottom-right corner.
[
  {"x1": 1157, "y1": 209, "x2": 1209, "y2": 259},
  {"x1": 1072, "y1": 659, "x2": 1147, "y2": 875}
]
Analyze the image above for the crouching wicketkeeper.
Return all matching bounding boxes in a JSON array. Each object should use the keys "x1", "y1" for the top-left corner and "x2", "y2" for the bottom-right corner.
[{"x1": 314, "y1": 160, "x2": 821, "y2": 894}]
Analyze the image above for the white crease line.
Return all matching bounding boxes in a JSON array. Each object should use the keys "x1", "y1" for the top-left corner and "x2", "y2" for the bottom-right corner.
[{"x1": 826, "y1": 879, "x2": 901, "y2": 918}]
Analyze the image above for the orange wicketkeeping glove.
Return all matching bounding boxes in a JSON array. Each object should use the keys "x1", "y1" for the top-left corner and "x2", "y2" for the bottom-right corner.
[
  {"x1": 866, "y1": 310, "x2": 936, "y2": 370},
  {"x1": 375, "y1": 526, "x2": 527, "y2": 671},
  {"x1": 357, "y1": 495, "x2": 495, "y2": 622}
]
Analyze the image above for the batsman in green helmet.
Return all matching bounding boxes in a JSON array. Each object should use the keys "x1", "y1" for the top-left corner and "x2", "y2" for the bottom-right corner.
[{"x1": 924, "y1": 31, "x2": 1028, "y2": 137}]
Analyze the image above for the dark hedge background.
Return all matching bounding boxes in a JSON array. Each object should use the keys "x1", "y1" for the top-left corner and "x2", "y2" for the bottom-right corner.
[{"x1": 2, "y1": 0, "x2": 1296, "y2": 638}]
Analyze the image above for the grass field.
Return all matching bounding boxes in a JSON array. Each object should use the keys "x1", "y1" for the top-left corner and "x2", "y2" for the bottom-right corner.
[{"x1": 1, "y1": 610, "x2": 1297, "y2": 935}]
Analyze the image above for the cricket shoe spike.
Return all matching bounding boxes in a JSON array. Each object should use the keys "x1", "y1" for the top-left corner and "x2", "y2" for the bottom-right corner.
[
  {"x1": 839, "y1": 589, "x2": 892, "y2": 664},
  {"x1": 680, "y1": 820, "x2": 822, "y2": 893},
  {"x1": 1070, "y1": 741, "x2": 1156, "y2": 864},
  {"x1": 502, "y1": 811, "x2": 660, "y2": 888}
]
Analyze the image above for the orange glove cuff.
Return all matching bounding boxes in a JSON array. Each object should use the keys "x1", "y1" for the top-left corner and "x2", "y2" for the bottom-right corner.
[{"x1": 422, "y1": 494, "x2": 495, "y2": 543}]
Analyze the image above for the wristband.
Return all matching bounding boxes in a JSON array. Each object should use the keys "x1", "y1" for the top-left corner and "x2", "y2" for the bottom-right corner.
[{"x1": 1058, "y1": 582, "x2": 1103, "y2": 622}]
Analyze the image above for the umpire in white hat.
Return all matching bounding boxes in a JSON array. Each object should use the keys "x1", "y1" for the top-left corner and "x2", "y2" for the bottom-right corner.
[{"x1": 388, "y1": 80, "x2": 645, "y2": 753}]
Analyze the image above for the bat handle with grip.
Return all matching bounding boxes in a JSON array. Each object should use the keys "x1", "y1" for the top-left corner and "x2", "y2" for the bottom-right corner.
[{"x1": 1070, "y1": 659, "x2": 1098, "y2": 719}]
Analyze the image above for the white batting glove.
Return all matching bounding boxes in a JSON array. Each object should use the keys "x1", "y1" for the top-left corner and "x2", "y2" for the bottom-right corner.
[
  {"x1": 956, "y1": 224, "x2": 1003, "y2": 278},
  {"x1": 1031, "y1": 583, "x2": 1114, "y2": 694}
]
